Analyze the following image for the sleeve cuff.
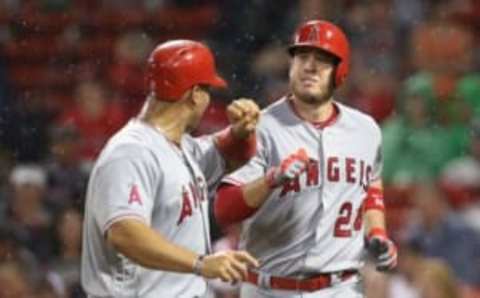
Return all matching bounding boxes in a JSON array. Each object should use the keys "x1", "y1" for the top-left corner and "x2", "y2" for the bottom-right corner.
[{"x1": 102, "y1": 212, "x2": 148, "y2": 236}]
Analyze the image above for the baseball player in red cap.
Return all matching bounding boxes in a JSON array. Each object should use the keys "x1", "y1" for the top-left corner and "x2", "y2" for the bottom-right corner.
[
  {"x1": 215, "y1": 20, "x2": 397, "y2": 297},
  {"x1": 81, "y1": 39, "x2": 260, "y2": 298}
]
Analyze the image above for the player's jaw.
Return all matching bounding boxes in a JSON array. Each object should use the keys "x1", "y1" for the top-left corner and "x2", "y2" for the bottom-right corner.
[{"x1": 290, "y1": 76, "x2": 334, "y2": 105}]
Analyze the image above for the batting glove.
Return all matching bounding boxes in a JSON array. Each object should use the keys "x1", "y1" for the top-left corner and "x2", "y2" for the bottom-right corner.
[
  {"x1": 366, "y1": 228, "x2": 398, "y2": 272},
  {"x1": 266, "y1": 148, "x2": 309, "y2": 189}
]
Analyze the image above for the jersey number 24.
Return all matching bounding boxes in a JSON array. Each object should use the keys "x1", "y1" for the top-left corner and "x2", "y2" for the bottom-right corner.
[{"x1": 333, "y1": 202, "x2": 363, "y2": 237}]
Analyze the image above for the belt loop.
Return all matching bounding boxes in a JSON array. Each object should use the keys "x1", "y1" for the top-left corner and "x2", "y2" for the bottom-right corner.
[
  {"x1": 330, "y1": 272, "x2": 341, "y2": 286},
  {"x1": 258, "y1": 272, "x2": 272, "y2": 289}
]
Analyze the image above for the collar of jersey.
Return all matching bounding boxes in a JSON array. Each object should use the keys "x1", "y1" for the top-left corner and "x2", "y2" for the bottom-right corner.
[{"x1": 286, "y1": 95, "x2": 340, "y2": 129}]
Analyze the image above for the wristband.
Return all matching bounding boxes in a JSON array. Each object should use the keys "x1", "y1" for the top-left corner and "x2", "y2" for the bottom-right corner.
[
  {"x1": 215, "y1": 127, "x2": 256, "y2": 162},
  {"x1": 364, "y1": 187, "x2": 385, "y2": 212},
  {"x1": 367, "y1": 227, "x2": 387, "y2": 240}
]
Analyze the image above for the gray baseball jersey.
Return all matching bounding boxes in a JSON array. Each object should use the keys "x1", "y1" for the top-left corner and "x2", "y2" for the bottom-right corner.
[
  {"x1": 81, "y1": 119, "x2": 225, "y2": 298},
  {"x1": 223, "y1": 97, "x2": 382, "y2": 276}
]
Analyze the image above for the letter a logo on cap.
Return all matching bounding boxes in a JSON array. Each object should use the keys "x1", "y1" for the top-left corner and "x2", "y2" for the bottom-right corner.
[
  {"x1": 307, "y1": 25, "x2": 319, "y2": 42},
  {"x1": 128, "y1": 184, "x2": 143, "y2": 205}
]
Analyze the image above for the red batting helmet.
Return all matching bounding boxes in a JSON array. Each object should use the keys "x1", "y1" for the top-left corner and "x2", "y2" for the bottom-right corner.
[
  {"x1": 146, "y1": 40, "x2": 227, "y2": 101},
  {"x1": 288, "y1": 20, "x2": 350, "y2": 87}
]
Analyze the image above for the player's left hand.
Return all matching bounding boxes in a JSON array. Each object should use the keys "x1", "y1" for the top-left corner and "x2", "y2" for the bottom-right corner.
[
  {"x1": 227, "y1": 98, "x2": 260, "y2": 139},
  {"x1": 366, "y1": 228, "x2": 397, "y2": 272}
]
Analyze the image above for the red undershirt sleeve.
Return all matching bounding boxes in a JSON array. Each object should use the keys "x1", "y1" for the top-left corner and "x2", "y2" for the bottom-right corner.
[{"x1": 214, "y1": 183, "x2": 258, "y2": 226}]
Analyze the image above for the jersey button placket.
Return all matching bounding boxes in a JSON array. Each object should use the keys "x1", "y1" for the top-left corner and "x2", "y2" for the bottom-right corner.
[
  {"x1": 309, "y1": 129, "x2": 325, "y2": 248},
  {"x1": 316, "y1": 128, "x2": 325, "y2": 232}
]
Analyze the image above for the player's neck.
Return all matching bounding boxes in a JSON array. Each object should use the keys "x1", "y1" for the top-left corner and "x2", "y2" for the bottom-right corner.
[
  {"x1": 139, "y1": 96, "x2": 189, "y2": 145},
  {"x1": 292, "y1": 96, "x2": 334, "y2": 123}
]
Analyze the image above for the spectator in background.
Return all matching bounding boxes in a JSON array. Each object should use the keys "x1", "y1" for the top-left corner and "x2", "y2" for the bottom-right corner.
[
  {"x1": 456, "y1": 74, "x2": 480, "y2": 120},
  {"x1": 0, "y1": 261, "x2": 32, "y2": 298},
  {"x1": 0, "y1": 150, "x2": 13, "y2": 217},
  {"x1": 58, "y1": 81, "x2": 127, "y2": 169},
  {"x1": 405, "y1": 182, "x2": 480, "y2": 291},
  {"x1": 250, "y1": 42, "x2": 290, "y2": 105},
  {"x1": 0, "y1": 57, "x2": 13, "y2": 150},
  {"x1": 209, "y1": 0, "x2": 297, "y2": 100},
  {"x1": 344, "y1": 0, "x2": 399, "y2": 76},
  {"x1": 340, "y1": 0, "x2": 398, "y2": 123},
  {"x1": 1, "y1": 92, "x2": 54, "y2": 162},
  {"x1": 46, "y1": 125, "x2": 88, "y2": 211},
  {"x1": 417, "y1": 262, "x2": 459, "y2": 298},
  {"x1": 408, "y1": 0, "x2": 478, "y2": 123},
  {"x1": 392, "y1": 0, "x2": 426, "y2": 37},
  {"x1": 6, "y1": 164, "x2": 54, "y2": 263},
  {"x1": 410, "y1": 0, "x2": 475, "y2": 75},
  {"x1": 31, "y1": 277, "x2": 64, "y2": 298},
  {"x1": 39, "y1": 0, "x2": 73, "y2": 12},
  {"x1": 108, "y1": 31, "x2": 153, "y2": 114},
  {"x1": 48, "y1": 207, "x2": 83, "y2": 298},
  {"x1": 385, "y1": 240, "x2": 459, "y2": 298},
  {"x1": 0, "y1": 227, "x2": 40, "y2": 286},
  {"x1": 35, "y1": 279, "x2": 62, "y2": 298},
  {"x1": 345, "y1": 68, "x2": 396, "y2": 124},
  {"x1": 382, "y1": 0, "x2": 479, "y2": 186},
  {"x1": 441, "y1": 118, "x2": 480, "y2": 232},
  {"x1": 382, "y1": 74, "x2": 470, "y2": 185}
]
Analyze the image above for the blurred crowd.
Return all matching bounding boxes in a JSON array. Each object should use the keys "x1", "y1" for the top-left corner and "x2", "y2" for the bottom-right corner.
[{"x1": 1, "y1": 0, "x2": 480, "y2": 297}]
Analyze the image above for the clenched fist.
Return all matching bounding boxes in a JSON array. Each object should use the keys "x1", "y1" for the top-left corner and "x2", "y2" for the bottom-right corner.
[{"x1": 227, "y1": 99, "x2": 260, "y2": 139}]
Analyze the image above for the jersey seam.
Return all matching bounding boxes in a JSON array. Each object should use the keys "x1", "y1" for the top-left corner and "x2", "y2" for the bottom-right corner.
[{"x1": 95, "y1": 145, "x2": 155, "y2": 173}]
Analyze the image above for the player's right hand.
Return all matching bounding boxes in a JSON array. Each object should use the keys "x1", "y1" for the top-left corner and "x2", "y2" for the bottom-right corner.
[
  {"x1": 227, "y1": 98, "x2": 260, "y2": 139},
  {"x1": 266, "y1": 148, "x2": 310, "y2": 188},
  {"x1": 200, "y1": 250, "x2": 259, "y2": 283}
]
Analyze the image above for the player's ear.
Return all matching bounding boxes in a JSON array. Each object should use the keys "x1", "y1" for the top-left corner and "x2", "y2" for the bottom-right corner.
[
  {"x1": 179, "y1": 87, "x2": 196, "y2": 106},
  {"x1": 190, "y1": 85, "x2": 210, "y2": 107},
  {"x1": 188, "y1": 85, "x2": 201, "y2": 106}
]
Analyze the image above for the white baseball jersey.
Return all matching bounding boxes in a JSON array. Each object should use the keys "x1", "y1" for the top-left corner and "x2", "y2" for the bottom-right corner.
[
  {"x1": 81, "y1": 119, "x2": 225, "y2": 298},
  {"x1": 223, "y1": 97, "x2": 382, "y2": 276}
]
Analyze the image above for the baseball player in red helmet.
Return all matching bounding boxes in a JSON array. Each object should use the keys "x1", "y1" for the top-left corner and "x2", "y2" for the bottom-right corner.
[
  {"x1": 215, "y1": 20, "x2": 397, "y2": 297},
  {"x1": 81, "y1": 39, "x2": 260, "y2": 298}
]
